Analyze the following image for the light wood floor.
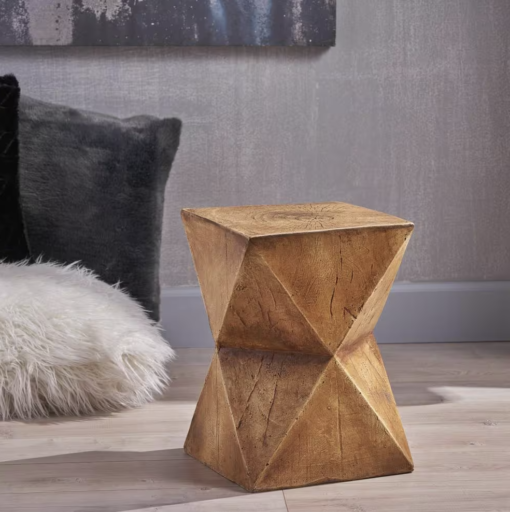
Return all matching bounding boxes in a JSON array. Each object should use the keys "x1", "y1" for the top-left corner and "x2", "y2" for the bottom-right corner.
[{"x1": 1, "y1": 342, "x2": 509, "y2": 512}]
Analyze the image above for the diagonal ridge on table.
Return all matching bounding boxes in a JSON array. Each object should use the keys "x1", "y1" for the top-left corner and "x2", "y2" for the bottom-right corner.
[
  {"x1": 337, "y1": 236, "x2": 412, "y2": 354},
  {"x1": 336, "y1": 335, "x2": 413, "y2": 466},
  {"x1": 218, "y1": 246, "x2": 330, "y2": 355},
  {"x1": 252, "y1": 226, "x2": 412, "y2": 353},
  {"x1": 218, "y1": 348, "x2": 330, "y2": 483},
  {"x1": 255, "y1": 356, "x2": 413, "y2": 490}
]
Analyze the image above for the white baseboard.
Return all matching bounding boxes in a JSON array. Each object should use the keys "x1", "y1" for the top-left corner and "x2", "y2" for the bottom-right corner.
[{"x1": 160, "y1": 282, "x2": 510, "y2": 347}]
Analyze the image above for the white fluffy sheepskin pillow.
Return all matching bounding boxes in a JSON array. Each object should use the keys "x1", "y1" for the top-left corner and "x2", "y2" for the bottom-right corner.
[{"x1": 0, "y1": 261, "x2": 175, "y2": 420}]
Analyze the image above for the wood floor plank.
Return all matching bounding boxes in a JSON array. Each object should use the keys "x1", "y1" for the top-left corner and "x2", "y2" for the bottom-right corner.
[
  {"x1": 0, "y1": 459, "x2": 243, "y2": 495},
  {"x1": 0, "y1": 458, "x2": 247, "y2": 510},
  {"x1": 6, "y1": 492, "x2": 288, "y2": 512},
  {"x1": 1, "y1": 344, "x2": 509, "y2": 512},
  {"x1": 127, "y1": 492, "x2": 288, "y2": 511}
]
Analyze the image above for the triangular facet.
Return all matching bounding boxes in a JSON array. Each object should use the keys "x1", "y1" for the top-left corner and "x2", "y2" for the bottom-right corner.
[
  {"x1": 182, "y1": 211, "x2": 248, "y2": 340},
  {"x1": 184, "y1": 353, "x2": 252, "y2": 490},
  {"x1": 254, "y1": 359, "x2": 412, "y2": 491},
  {"x1": 253, "y1": 226, "x2": 413, "y2": 353},
  {"x1": 218, "y1": 247, "x2": 329, "y2": 355},
  {"x1": 337, "y1": 237, "x2": 411, "y2": 352},
  {"x1": 254, "y1": 359, "x2": 341, "y2": 490},
  {"x1": 218, "y1": 348, "x2": 329, "y2": 482},
  {"x1": 337, "y1": 334, "x2": 413, "y2": 465},
  {"x1": 334, "y1": 359, "x2": 413, "y2": 481}
]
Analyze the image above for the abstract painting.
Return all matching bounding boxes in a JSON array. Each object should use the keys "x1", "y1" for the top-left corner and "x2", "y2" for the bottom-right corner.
[{"x1": 0, "y1": 0, "x2": 336, "y2": 46}]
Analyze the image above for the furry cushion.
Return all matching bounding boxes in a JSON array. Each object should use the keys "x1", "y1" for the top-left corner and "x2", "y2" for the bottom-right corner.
[
  {"x1": 0, "y1": 261, "x2": 175, "y2": 420},
  {"x1": 0, "y1": 75, "x2": 30, "y2": 262},
  {"x1": 18, "y1": 96, "x2": 182, "y2": 321}
]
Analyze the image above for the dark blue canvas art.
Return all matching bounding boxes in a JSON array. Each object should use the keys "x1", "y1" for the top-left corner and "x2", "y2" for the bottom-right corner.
[{"x1": 0, "y1": 0, "x2": 336, "y2": 46}]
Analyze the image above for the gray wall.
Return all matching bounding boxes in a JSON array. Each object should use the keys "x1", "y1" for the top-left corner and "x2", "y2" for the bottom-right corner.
[{"x1": 2, "y1": 0, "x2": 510, "y2": 287}]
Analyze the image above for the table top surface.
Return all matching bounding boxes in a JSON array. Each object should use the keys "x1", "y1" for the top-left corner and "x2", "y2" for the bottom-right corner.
[{"x1": 182, "y1": 202, "x2": 413, "y2": 237}]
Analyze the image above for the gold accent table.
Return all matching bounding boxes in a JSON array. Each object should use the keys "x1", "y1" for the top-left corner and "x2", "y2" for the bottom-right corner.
[{"x1": 182, "y1": 202, "x2": 414, "y2": 492}]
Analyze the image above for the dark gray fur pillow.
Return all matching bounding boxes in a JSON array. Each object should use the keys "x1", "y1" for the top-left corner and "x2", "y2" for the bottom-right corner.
[
  {"x1": 0, "y1": 75, "x2": 30, "y2": 262},
  {"x1": 19, "y1": 96, "x2": 181, "y2": 322}
]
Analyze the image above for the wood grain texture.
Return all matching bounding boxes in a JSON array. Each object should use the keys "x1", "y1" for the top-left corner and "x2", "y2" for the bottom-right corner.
[
  {"x1": 338, "y1": 335, "x2": 412, "y2": 464},
  {"x1": 254, "y1": 226, "x2": 412, "y2": 352},
  {"x1": 0, "y1": 343, "x2": 509, "y2": 511},
  {"x1": 255, "y1": 357, "x2": 412, "y2": 490},
  {"x1": 183, "y1": 353, "x2": 252, "y2": 490},
  {"x1": 218, "y1": 349, "x2": 330, "y2": 483},
  {"x1": 338, "y1": 238, "x2": 412, "y2": 353},
  {"x1": 217, "y1": 248, "x2": 329, "y2": 355},
  {"x1": 181, "y1": 211, "x2": 248, "y2": 339},
  {"x1": 183, "y1": 202, "x2": 413, "y2": 238},
  {"x1": 182, "y1": 202, "x2": 414, "y2": 491}
]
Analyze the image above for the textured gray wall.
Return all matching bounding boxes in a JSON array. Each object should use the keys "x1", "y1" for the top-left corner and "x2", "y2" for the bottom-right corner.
[{"x1": 1, "y1": 0, "x2": 509, "y2": 286}]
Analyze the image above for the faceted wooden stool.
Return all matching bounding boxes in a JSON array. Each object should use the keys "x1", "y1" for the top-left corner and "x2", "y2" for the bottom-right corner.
[{"x1": 182, "y1": 202, "x2": 414, "y2": 492}]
